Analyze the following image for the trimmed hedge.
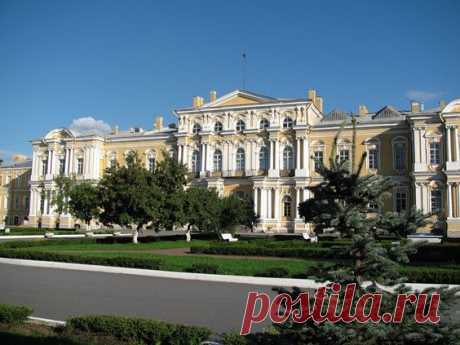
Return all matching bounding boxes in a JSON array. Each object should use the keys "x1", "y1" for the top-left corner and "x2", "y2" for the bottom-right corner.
[
  {"x1": 255, "y1": 267, "x2": 290, "y2": 278},
  {"x1": 185, "y1": 263, "x2": 219, "y2": 274},
  {"x1": 400, "y1": 266, "x2": 460, "y2": 284},
  {"x1": 67, "y1": 315, "x2": 212, "y2": 345},
  {"x1": 0, "y1": 249, "x2": 161, "y2": 270},
  {"x1": 0, "y1": 304, "x2": 33, "y2": 324}
]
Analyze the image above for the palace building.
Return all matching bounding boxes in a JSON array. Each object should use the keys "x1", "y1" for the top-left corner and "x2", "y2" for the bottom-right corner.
[{"x1": 27, "y1": 89, "x2": 460, "y2": 236}]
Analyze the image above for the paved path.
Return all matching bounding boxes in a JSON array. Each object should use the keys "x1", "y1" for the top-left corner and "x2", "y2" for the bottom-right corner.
[{"x1": 0, "y1": 262, "x2": 276, "y2": 333}]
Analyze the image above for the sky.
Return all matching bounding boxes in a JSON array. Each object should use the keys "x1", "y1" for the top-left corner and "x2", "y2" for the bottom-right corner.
[{"x1": 1, "y1": 0, "x2": 459, "y2": 160}]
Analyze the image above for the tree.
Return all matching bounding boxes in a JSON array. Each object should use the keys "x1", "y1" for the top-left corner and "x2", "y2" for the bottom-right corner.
[
  {"x1": 268, "y1": 120, "x2": 460, "y2": 344},
  {"x1": 183, "y1": 187, "x2": 221, "y2": 240},
  {"x1": 218, "y1": 194, "x2": 257, "y2": 233},
  {"x1": 51, "y1": 175, "x2": 73, "y2": 229},
  {"x1": 152, "y1": 151, "x2": 188, "y2": 231},
  {"x1": 97, "y1": 152, "x2": 163, "y2": 243},
  {"x1": 67, "y1": 182, "x2": 99, "y2": 230}
]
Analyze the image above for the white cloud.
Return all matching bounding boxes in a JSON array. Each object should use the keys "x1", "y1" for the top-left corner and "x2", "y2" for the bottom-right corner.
[
  {"x1": 69, "y1": 116, "x2": 112, "y2": 136},
  {"x1": 405, "y1": 90, "x2": 443, "y2": 102}
]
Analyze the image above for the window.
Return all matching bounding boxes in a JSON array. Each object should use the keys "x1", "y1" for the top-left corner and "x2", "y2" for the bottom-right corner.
[
  {"x1": 192, "y1": 123, "x2": 201, "y2": 134},
  {"x1": 77, "y1": 158, "x2": 84, "y2": 175},
  {"x1": 236, "y1": 148, "x2": 245, "y2": 171},
  {"x1": 191, "y1": 150, "x2": 200, "y2": 173},
  {"x1": 148, "y1": 157, "x2": 156, "y2": 172},
  {"x1": 431, "y1": 190, "x2": 442, "y2": 213},
  {"x1": 393, "y1": 142, "x2": 406, "y2": 170},
  {"x1": 214, "y1": 121, "x2": 223, "y2": 132},
  {"x1": 395, "y1": 190, "x2": 407, "y2": 213},
  {"x1": 42, "y1": 160, "x2": 48, "y2": 176},
  {"x1": 368, "y1": 201, "x2": 378, "y2": 212},
  {"x1": 368, "y1": 149, "x2": 378, "y2": 169},
  {"x1": 110, "y1": 159, "x2": 117, "y2": 168},
  {"x1": 283, "y1": 195, "x2": 292, "y2": 217},
  {"x1": 283, "y1": 117, "x2": 293, "y2": 129},
  {"x1": 39, "y1": 195, "x2": 45, "y2": 214},
  {"x1": 314, "y1": 151, "x2": 323, "y2": 171},
  {"x1": 24, "y1": 196, "x2": 29, "y2": 211},
  {"x1": 260, "y1": 118, "x2": 270, "y2": 129},
  {"x1": 283, "y1": 146, "x2": 294, "y2": 170},
  {"x1": 259, "y1": 146, "x2": 269, "y2": 170},
  {"x1": 430, "y1": 142, "x2": 441, "y2": 165},
  {"x1": 236, "y1": 120, "x2": 246, "y2": 132},
  {"x1": 213, "y1": 150, "x2": 222, "y2": 172},
  {"x1": 15, "y1": 196, "x2": 19, "y2": 209},
  {"x1": 339, "y1": 149, "x2": 350, "y2": 163},
  {"x1": 59, "y1": 159, "x2": 65, "y2": 175}
]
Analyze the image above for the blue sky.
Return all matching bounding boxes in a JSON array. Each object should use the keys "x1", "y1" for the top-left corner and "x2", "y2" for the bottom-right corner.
[{"x1": 1, "y1": 0, "x2": 459, "y2": 159}]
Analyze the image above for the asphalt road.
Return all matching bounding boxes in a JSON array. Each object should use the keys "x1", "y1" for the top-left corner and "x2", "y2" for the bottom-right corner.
[{"x1": 0, "y1": 263, "x2": 277, "y2": 333}]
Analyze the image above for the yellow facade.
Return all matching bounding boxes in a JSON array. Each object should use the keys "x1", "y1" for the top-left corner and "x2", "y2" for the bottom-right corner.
[{"x1": 28, "y1": 89, "x2": 460, "y2": 236}]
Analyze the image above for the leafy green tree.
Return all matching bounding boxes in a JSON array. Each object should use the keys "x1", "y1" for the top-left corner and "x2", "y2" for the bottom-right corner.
[
  {"x1": 218, "y1": 194, "x2": 257, "y2": 233},
  {"x1": 51, "y1": 175, "x2": 74, "y2": 229},
  {"x1": 152, "y1": 151, "x2": 188, "y2": 231},
  {"x1": 267, "y1": 120, "x2": 460, "y2": 344},
  {"x1": 67, "y1": 182, "x2": 99, "y2": 230},
  {"x1": 97, "y1": 152, "x2": 163, "y2": 243},
  {"x1": 183, "y1": 187, "x2": 221, "y2": 239}
]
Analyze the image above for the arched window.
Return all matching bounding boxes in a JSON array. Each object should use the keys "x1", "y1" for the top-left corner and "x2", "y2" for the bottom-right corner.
[
  {"x1": 214, "y1": 121, "x2": 223, "y2": 133},
  {"x1": 192, "y1": 123, "x2": 202, "y2": 134},
  {"x1": 431, "y1": 189, "x2": 442, "y2": 213},
  {"x1": 283, "y1": 146, "x2": 294, "y2": 170},
  {"x1": 236, "y1": 148, "x2": 245, "y2": 171},
  {"x1": 393, "y1": 139, "x2": 407, "y2": 170},
  {"x1": 213, "y1": 150, "x2": 223, "y2": 172},
  {"x1": 191, "y1": 150, "x2": 200, "y2": 173},
  {"x1": 283, "y1": 117, "x2": 294, "y2": 129},
  {"x1": 259, "y1": 118, "x2": 270, "y2": 129},
  {"x1": 283, "y1": 195, "x2": 292, "y2": 217},
  {"x1": 236, "y1": 120, "x2": 246, "y2": 132},
  {"x1": 259, "y1": 146, "x2": 269, "y2": 171}
]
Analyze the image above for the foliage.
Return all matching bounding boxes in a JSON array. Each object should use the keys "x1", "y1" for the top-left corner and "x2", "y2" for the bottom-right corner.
[
  {"x1": 218, "y1": 194, "x2": 257, "y2": 232},
  {"x1": 185, "y1": 263, "x2": 219, "y2": 274},
  {"x1": 97, "y1": 152, "x2": 162, "y2": 242},
  {"x1": 68, "y1": 182, "x2": 100, "y2": 226},
  {"x1": 183, "y1": 187, "x2": 221, "y2": 233},
  {"x1": 255, "y1": 267, "x2": 289, "y2": 278},
  {"x1": 376, "y1": 206, "x2": 431, "y2": 238},
  {"x1": 67, "y1": 315, "x2": 212, "y2": 345},
  {"x1": 51, "y1": 176, "x2": 74, "y2": 228},
  {"x1": 0, "y1": 304, "x2": 33, "y2": 324}
]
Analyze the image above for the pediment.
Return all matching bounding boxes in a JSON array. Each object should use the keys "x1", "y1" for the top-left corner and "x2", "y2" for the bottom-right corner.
[
  {"x1": 372, "y1": 106, "x2": 402, "y2": 119},
  {"x1": 44, "y1": 128, "x2": 76, "y2": 140},
  {"x1": 202, "y1": 90, "x2": 276, "y2": 108},
  {"x1": 324, "y1": 109, "x2": 349, "y2": 121}
]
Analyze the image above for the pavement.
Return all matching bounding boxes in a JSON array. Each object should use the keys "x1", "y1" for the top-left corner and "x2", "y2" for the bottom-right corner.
[{"x1": 0, "y1": 262, "x2": 277, "y2": 333}]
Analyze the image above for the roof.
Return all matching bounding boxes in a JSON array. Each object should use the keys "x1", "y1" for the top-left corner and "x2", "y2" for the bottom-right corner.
[{"x1": 0, "y1": 159, "x2": 32, "y2": 169}]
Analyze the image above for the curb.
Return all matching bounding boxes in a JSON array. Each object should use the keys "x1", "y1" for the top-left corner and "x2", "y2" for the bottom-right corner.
[{"x1": 1, "y1": 257, "x2": 459, "y2": 291}]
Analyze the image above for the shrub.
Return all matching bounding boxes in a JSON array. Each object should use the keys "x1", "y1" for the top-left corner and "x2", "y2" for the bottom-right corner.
[
  {"x1": 185, "y1": 263, "x2": 219, "y2": 274},
  {"x1": 0, "y1": 249, "x2": 161, "y2": 270},
  {"x1": 400, "y1": 266, "x2": 460, "y2": 284},
  {"x1": 255, "y1": 267, "x2": 289, "y2": 278},
  {"x1": 67, "y1": 315, "x2": 212, "y2": 345},
  {"x1": 0, "y1": 304, "x2": 33, "y2": 324},
  {"x1": 222, "y1": 332, "x2": 249, "y2": 345}
]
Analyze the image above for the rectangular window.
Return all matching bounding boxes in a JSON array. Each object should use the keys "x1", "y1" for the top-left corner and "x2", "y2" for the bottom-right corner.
[
  {"x1": 368, "y1": 149, "x2": 378, "y2": 169},
  {"x1": 148, "y1": 158, "x2": 155, "y2": 172},
  {"x1": 395, "y1": 191, "x2": 407, "y2": 213},
  {"x1": 339, "y1": 149, "x2": 350, "y2": 163},
  {"x1": 314, "y1": 151, "x2": 323, "y2": 171},
  {"x1": 368, "y1": 201, "x2": 378, "y2": 212},
  {"x1": 431, "y1": 190, "x2": 442, "y2": 213},
  {"x1": 393, "y1": 142, "x2": 406, "y2": 170},
  {"x1": 110, "y1": 159, "x2": 117, "y2": 168},
  {"x1": 430, "y1": 142, "x2": 441, "y2": 165},
  {"x1": 59, "y1": 159, "x2": 65, "y2": 175},
  {"x1": 42, "y1": 160, "x2": 48, "y2": 176},
  {"x1": 77, "y1": 158, "x2": 84, "y2": 175}
]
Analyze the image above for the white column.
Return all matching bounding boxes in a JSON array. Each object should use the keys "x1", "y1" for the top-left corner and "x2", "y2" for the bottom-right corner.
[
  {"x1": 420, "y1": 128, "x2": 426, "y2": 164},
  {"x1": 296, "y1": 139, "x2": 301, "y2": 169},
  {"x1": 457, "y1": 184, "x2": 460, "y2": 218},
  {"x1": 245, "y1": 141, "x2": 251, "y2": 172},
  {"x1": 415, "y1": 183, "x2": 422, "y2": 211},
  {"x1": 275, "y1": 140, "x2": 279, "y2": 170},
  {"x1": 31, "y1": 150, "x2": 38, "y2": 180},
  {"x1": 304, "y1": 138, "x2": 310, "y2": 175},
  {"x1": 413, "y1": 128, "x2": 420, "y2": 163},
  {"x1": 69, "y1": 148, "x2": 74, "y2": 174},
  {"x1": 47, "y1": 150, "x2": 52, "y2": 177},
  {"x1": 448, "y1": 183, "x2": 453, "y2": 218},
  {"x1": 267, "y1": 189, "x2": 272, "y2": 219},
  {"x1": 295, "y1": 188, "x2": 300, "y2": 219},
  {"x1": 447, "y1": 126, "x2": 452, "y2": 162},
  {"x1": 423, "y1": 185, "x2": 429, "y2": 214},
  {"x1": 269, "y1": 141, "x2": 274, "y2": 170},
  {"x1": 200, "y1": 144, "x2": 206, "y2": 172},
  {"x1": 456, "y1": 127, "x2": 459, "y2": 162},
  {"x1": 260, "y1": 188, "x2": 267, "y2": 219},
  {"x1": 274, "y1": 188, "x2": 280, "y2": 220},
  {"x1": 178, "y1": 145, "x2": 182, "y2": 164},
  {"x1": 253, "y1": 188, "x2": 258, "y2": 216}
]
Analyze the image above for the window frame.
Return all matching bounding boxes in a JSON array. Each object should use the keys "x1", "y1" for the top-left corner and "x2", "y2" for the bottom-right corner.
[{"x1": 236, "y1": 148, "x2": 245, "y2": 171}]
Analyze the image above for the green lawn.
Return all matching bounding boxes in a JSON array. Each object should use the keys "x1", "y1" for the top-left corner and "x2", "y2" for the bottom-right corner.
[{"x1": 0, "y1": 227, "x2": 76, "y2": 236}]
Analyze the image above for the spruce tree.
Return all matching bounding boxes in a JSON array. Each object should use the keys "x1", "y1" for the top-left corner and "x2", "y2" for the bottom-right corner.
[{"x1": 262, "y1": 120, "x2": 460, "y2": 345}]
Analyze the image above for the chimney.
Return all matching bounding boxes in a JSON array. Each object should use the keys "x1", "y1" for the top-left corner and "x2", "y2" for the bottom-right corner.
[
  {"x1": 358, "y1": 104, "x2": 369, "y2": 116},
  {"x1": 307, "y1": 89, "x2": 317, "y2": 103},
  {"x1": 193, "y1": 96, "x2": 204, "y2": 108},
  {"x1": 154, "y1": 116, "x2": 163, "y2": 130},
  {"x1": 210, "y1": 90, "x2": 217, "y2": 102},
  {"x1": 410, "y1": 101, "x2": 421, "y2": 113},
  {"x1": 316, "y1": 96, "x2": 324, "y2": 113}
]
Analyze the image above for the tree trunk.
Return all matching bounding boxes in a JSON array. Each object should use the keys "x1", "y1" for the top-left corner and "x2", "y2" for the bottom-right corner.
[
  {"x1": 186, "y1": 225, "x2": 192, "y2": 242},
  {"x1": 86, "y1": 220, "x2": 92, "y2": 231},
  {"x1": 133, "y1": 224, "x2": 142, "y2": 244}
]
